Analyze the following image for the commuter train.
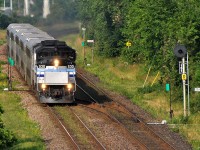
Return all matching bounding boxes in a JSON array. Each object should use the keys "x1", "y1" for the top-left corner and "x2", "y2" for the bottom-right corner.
[{"x1": 7, "y1": 23, "x2": 76, "y2": 103}]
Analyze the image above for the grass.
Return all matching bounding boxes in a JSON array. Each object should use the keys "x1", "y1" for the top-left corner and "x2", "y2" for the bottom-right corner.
[
  {"x1": 0, "y1": 92, "x2": 45, "y2": 150},
  {"x1": 0, "y1": 30, "x2": 6, "y2": 45},
  {"x1": 59, "y1": 32, "x2": 200, "y2": 150}
]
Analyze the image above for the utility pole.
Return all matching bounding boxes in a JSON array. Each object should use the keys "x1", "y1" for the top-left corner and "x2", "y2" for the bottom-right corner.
[
  {"x1": 4, "y1": 0, "x2": 5, "y2": 10},
  {"x1": 82, "y1": 27, "x2": 86, "y2": 64},
  {"x1": 43, "y1": 0, "x2": 50, "y2": 18},
  {"x1": 24, "y1": 0, "x2": 30, "y2": 16},
  {"x1": 10, "y1": 0, "x2": 12, "y2": 11},
  {"x1": 182, "y1": 57, "x2": 187, "y2": 117},
  {"x1": 187, "y1": 53, "x2": 190, "y2": 115}
]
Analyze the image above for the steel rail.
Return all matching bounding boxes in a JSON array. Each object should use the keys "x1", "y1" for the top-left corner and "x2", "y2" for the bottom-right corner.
[
  {"x1": 68, "y1": 106, "x2": 107, "y2": 150},
  {"x1": 76, "y1": 84, "x2": 148, "y2": 149},
  {"x1": 77, "y1": 70, "x2": 176, "y2": 150},
  {"x1": 47, "y1": 106, "x2": 80, "y2": 150}
]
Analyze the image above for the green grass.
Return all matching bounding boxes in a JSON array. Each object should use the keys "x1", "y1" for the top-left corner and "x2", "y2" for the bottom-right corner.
[
  {"x1": 0, "y1": 54, "x2": 45, "y2": 149},
  {"x1": 0, "y1": 92, "x2": 45, "y2": 150},
  {"x1": 60, "y1": 32, "x2": 200, "y2": 150},
  {"x1": 0, "y1": 30, "x2": 6, "y2": 45}
]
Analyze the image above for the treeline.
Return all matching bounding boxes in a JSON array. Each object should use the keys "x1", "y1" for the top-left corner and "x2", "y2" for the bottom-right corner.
[
  {"x1": 76, "y1": 0, "x2": 200, "y2": 111},
  {"x1": 0, "y1": 0, "x2": 77, "y2": 27}
]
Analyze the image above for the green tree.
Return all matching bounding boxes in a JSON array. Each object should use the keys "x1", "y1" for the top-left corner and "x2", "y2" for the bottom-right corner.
[
  {"x1": 77, "y1": 0, "x2": 126, "y2": 57},
  {"x1": 0, "y1": 13, "x2": 12, "y2": 29}
]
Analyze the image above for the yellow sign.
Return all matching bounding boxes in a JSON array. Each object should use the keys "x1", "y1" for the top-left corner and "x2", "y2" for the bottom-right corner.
[
  {"x1": 126, "y1": 41, "x2": 132, "y2": 47},
  {"x1": 182, "y1": 74, "x2": 187, "y2": 80}
]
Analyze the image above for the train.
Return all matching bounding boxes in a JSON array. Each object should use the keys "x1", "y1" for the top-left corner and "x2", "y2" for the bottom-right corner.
[{"x1": 7, "y1": 23, "x2": 76, "y2": 103}]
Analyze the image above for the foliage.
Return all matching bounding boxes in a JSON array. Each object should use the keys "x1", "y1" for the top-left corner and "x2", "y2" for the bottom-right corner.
[
  {"x1": 77, "y1": 0, "x2": 200, "y2": 105},
  {"x1": 0, "y1": 105, "x2": 17, "y2": 148},
  {"x1": 137, "y1": 84, "x2": 161, "y2": 94},
  {"x1": 77, "y1": 0, "x2": 125, "y2": 57},
  {"x1": 0, "y1": 13, "x2": 13, "y2": 29},
  {"x1": 0, "y1": 0, "x2": 78, "y2": 28},
  {"x1": 190, "y1": 94, "x2": 200, "y2": 114}
]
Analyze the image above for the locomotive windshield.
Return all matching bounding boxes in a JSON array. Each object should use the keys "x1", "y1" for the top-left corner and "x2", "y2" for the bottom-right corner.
[{"x1": 36, "y1": 47, "x2": 76, "y2": 67}]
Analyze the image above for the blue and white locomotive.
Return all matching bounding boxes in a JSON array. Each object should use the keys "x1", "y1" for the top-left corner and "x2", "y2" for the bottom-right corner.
[{"x1": 7, "y1": 23, "x2": 76, "y2": 103}]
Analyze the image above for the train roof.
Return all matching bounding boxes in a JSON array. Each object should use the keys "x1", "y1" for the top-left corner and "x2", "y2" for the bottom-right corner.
[
  {"x1": 26, "y1": 38, "x2": 55, "y2": 51},
  {"x1": 7, "y1": 24, "x2": 34, "y2": 35},
  {"x1": 7, "y1": 23, "x2": 55, "y2": 51}
]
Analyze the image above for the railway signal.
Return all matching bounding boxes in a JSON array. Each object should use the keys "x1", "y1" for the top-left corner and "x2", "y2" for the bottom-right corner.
[
  {"x1": 8, "y1": 57, "x2": 14, "y2": 66},
  {"x1": 8, "y1": 57, "x2": 14, "y2": 90},
  {"x1": 166, "y1": 83, "x2": 173, "y2": 120},
  {"x1": 173, "y1": 45, "x2": 190, "y2": 117}
]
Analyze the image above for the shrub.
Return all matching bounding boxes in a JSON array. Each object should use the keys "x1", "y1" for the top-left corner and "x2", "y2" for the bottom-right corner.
[
  {"x1": 0, "y1": 105, "x2": 17, "y2": 148},
  {"x1": 137, "y1": 84, "x2": 161, "y2": 94}
]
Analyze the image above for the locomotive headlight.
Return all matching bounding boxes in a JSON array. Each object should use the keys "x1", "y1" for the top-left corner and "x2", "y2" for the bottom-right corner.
[
  {"x1": 67, "y1": 84, "x2": 73, "y2": 90},
  {"x1": 41, "y1": 84, "x2": 46, "y2": 89},
  {"x1": 54, "y1": 59, "x2": 59, "y2": 67}
]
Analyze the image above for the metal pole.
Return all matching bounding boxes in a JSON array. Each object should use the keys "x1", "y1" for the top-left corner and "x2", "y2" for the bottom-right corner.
[
  {"x1": 182, "y1": 57, "x2": 187, "y2": 117},
  {"x1": 170, "y1": 82, "x2": 172, "y2": 120},
  {"x1": 4, "y1": 0, "x2": 5, "y2": 10},
  {"x1": 10, "y1": 0, "x2": 12, "y2": 11},
  {"x1": 82, "y1": 28, "x2": 86, "y2": 65},
  {"x1": 187, "y1": 52, "x2": 190, "y2": 115},
  {"x1": 92, "y1": 42, "x2": 94, "y2": 64}
]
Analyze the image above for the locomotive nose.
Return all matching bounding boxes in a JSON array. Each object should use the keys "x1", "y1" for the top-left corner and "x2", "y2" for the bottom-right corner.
[{"x1": 52, "y1": 89, "x2": 62, "y2": 98}]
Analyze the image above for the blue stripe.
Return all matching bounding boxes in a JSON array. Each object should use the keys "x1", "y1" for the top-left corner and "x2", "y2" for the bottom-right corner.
[
  {"x1": 37, "y1": 74, "x2": 44, "y2": 77},
  {"x1": 37, "y1": 68, "x2": 75, "y2": 72},
  {"x1": 69, "y1": 75, "x2": 75, "y2": 77}
]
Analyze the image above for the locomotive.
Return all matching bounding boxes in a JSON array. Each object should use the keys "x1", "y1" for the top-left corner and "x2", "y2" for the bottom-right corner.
[{"x1": 7, "y1": 23, "x2": 76, "y2": 103}]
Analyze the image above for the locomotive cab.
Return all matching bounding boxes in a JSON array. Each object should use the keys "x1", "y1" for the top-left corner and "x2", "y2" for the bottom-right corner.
[{"x1": 35, "y1": 40, "x2": 76, "y2": 103}]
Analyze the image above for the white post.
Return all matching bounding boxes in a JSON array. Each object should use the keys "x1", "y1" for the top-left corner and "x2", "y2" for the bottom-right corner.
[
  {"x1": 24, "y1": 0, "x2": 30, "y2": 16},
  {"x1": 187, "y1": 53, "x2": 190, "y2": 115},
  {"x1": 4, "y1": 0, "x2": 5, "y2": 10},
  {"x1": 182, "y1": 57, "x2": 187, "y2": 117},
  {"x1": 10, "y1": 0, "x2": 13, "y2": 11},
  {"x1": 43, "y1": 0, "x2": 50, "y2": 18}
]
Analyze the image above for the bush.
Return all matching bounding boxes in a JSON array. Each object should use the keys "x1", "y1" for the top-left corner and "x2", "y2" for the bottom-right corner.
[
  {"x1": 137, "y1": 84, "x2": 161, "y2": 94},
  {"x1": 0, "y1": 128, "x2": 17, "y2": 148},
  {"x1": 190, "y1": 96, "x2": 200, "y2": 113},
  {"x1": 0, "y1": 105, "x2": 17, "y2": 148}
]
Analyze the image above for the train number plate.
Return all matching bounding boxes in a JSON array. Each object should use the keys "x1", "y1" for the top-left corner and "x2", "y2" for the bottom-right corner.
[
  {"x1": 39, "y1": 65, "x2": 46, "y2": 69},
  {"x1": 67, "y1": 65, "x2": 74, "y2": 69}
]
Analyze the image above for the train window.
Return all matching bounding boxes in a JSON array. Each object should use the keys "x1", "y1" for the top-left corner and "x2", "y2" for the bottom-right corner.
[
  {"x1": 26, "y1": 48, "x2": 31, "y2": 58},
  {"x1": 19, "y1": 41, "x2": 24, "y2": 50},
  {"x1": 11, "y1": 33, "x2": 14, "y2": 40},
  {"x1": 21, "y1": 61, "x2": 24, "y2": 70},
  {"x1": 26, "y1": 68, "x2": 31, "y2": 77},
  {"x1": 60, "y1": 51, "x2": 67, "y2": 57},
  {"x1": 7, "y1": 30, "x2": 9, "y2": 36},
  {"x1": 39, "y1": 52, "x2": 48, "y2": 58},
  {"x1": 16, "y1": 37, "x2": 19, "y2": 44},
  {"x1": 16, "y1": 55, "x2": 19, "y2": 63}
]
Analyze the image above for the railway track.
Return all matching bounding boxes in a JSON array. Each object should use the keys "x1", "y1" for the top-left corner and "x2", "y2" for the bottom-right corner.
[
  {"x1": 47, "y1": 105, "x2": 107, "y2": 150},
  {"x1": 45, "y1": 105, "x2": 80, "y2": 149},
  {"x1": 76, "y1": 70, "x2": 176, "y2": 150}
]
